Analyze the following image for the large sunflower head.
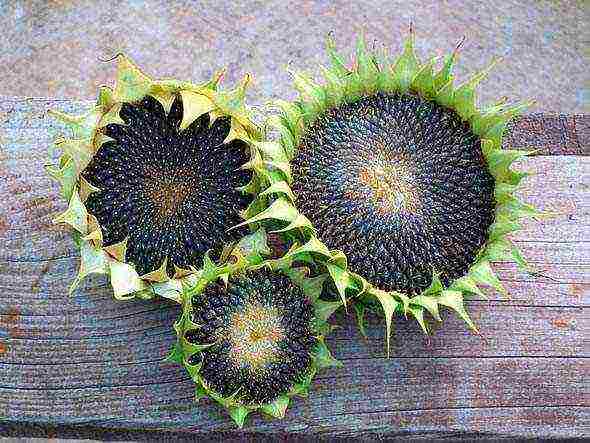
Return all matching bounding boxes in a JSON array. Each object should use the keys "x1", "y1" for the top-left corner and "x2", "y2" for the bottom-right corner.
[
  {"x1": 168, "y1": 234, "x2": 341, "y2": 427},
  {"x1": 47, "y1": 55, "x2": 270, "y2": 301},
  {"x1": 246, "y1": 29, "x2": 539, "y2": 350}
]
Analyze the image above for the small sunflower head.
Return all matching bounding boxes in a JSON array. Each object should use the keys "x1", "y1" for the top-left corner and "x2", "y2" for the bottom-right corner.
[
  {"x1": 171, "y1": 255, "x2": 341, "y2": 427},
  {"x1": 187, "y1": 271, "x2": 315, "y2": 405},
  {"x1": 47, "y1": 55, "x2": 269, "y2": 301},
  {"x1": 245, "y1": 29, "x2": 539, "y2": 350}
]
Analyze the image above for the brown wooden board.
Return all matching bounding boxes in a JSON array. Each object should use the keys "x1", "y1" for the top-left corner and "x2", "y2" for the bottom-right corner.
[{"x1": 0, "y1": 99, "x2": 588, "y2": 440}]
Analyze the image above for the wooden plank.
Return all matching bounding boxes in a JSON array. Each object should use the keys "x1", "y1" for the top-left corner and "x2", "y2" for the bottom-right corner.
[
  {"x1": 0, "y1": 299, "x2": 586, "y2": 365},
  {"x1": 292, "y1": 406, "x2": 590, "y2": 440},
  {"x1": 0, "y1": 406, "x2": 587, "y2": 440},
  {"x1": 0, "y1": 357, "x2": 586, "y2": 436},
  {"x1": 0, "y1": 99, "x2": 588, "y2": 439},
  {"x1": 1, "y1": 157, "x2": 588, "y2": 260},
  {"x1": 1, "y1": 259, "x2": 587, "y2": 319},
  {"x1": 2, "y1": 99, "x2": 587, "y2": 157},
  {"x1": 1, "y1": 99, "x2": 589, "y2": 262},
  {"x1": 506, "y1": 113, "x2": 589, "y2": 156},
  {"x1": 1, "y1": 156, "x2": 588, "y2": 256}
]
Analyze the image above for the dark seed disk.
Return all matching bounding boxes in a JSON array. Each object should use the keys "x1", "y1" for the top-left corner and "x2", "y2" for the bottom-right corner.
[
  {"x1": 185, "y1": 270, "x2": 315, "y2": 405},
  {"x1": 82, "y1": 95, "x2": 252, "y2": 276},
  {"x1": 291, "y1": 92, "x2": 495, "y2": 295}
]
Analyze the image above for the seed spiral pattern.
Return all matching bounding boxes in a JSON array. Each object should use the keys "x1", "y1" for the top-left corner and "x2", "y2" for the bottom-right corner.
[
  {"x1": 82, "y1": 95, "x2": 252, "y2": 276},
  {"x1": 292, "y1": 92, "x2": 495, "y2": 294},
  {"x1": 185, "y1": 270, "x2": 315, "y2": 405}
]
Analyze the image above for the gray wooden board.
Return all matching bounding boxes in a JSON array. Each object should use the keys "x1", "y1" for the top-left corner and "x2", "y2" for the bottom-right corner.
[{"x1": 0, "y1": 98, "x2": 588, "y2": 440}]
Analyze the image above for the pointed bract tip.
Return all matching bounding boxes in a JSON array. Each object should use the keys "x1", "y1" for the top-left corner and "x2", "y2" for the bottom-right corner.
[
  {"x1": 327, "y1": 29, "x2": 336, "y2": 43},
  {"x1": 96, "y1": 48, "x2": 122, "y2": 64},
  {"x1": 241, "y1": 73, "x2": 253, "y2": 90},
  {"x1": 404, "y1": 25, "x2": 415, "y2": 49},
  {"x1": 455, "y1": 35, "x2": 466, "y2": 54},
  {"x1": 209, "y1": 68, "x2": 226, "y2": 88}
]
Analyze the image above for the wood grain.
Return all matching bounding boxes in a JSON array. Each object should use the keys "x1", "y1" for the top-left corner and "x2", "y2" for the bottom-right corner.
[
  {"x1": 506, "y1": 113, "x2": 590, "y2": 156},
  {"x1": 0, "y1": 98, "x2": 588, "y2": 439}
]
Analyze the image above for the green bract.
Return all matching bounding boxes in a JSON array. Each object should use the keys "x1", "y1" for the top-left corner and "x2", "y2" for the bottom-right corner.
[
  {"x1": 246, "y1": 30, "x2": 540, "y2": 352},
  {"x1": 168, "y1": 229, "x2": 341, "y2": 427},
  {"x1": 46, "y1": 55, "x2": 272, "y2": 301}
]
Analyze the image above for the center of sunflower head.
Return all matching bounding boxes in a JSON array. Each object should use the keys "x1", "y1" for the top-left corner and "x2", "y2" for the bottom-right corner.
[
  {"x1": 224, "y1": 301, "x2": 285, "y2": 371},
  {"x1": 143, "y1": 166, "x2": 197, "y2": 221},
  {"x1": 357, "y1": 153, "x2": 421, "y2": 215}
]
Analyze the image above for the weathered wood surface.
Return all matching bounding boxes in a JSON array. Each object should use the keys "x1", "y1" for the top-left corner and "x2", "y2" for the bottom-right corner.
[{"x1": 0, "y1": 98, "x2": 588, "y2": 440}]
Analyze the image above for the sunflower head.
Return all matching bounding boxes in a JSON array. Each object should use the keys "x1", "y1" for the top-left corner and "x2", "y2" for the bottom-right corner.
[
  {"x1": 47, "y1": 55, "x2": 271, "y2": 301},
  {"x1": 244, "y1": 29, "x2": 539, "y2": 351},
  {"x1": 169, "y1": 236, "x2": 342, "y2": 427}
]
